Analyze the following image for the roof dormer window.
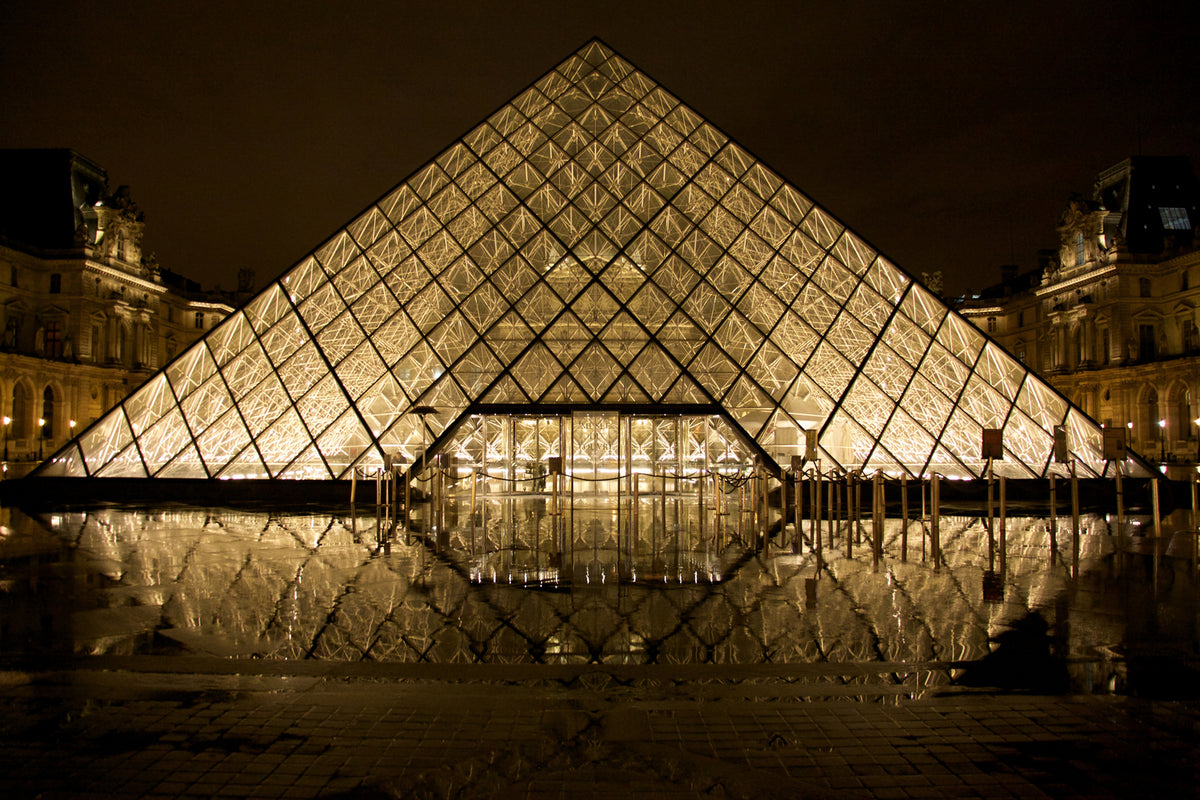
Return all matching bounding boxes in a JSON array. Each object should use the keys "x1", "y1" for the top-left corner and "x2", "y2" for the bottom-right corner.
[{"x1": 1160, "y1": 207, "x2": 1191, "y2": 231}]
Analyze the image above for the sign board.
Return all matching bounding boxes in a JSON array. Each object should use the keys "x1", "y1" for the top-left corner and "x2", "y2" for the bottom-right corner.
[
  {"x1": 1052, "y1": 425, "x2": 1069, "y2": 462},
  {"x1": 547, "y1": 456, "x2": 563, "y2": 475},
  {"x1": 804, "y1": 429, "x2": 818, "y2": 460},
  {"x1": 981, "y1": 428, "x2": 1004, "y2": 460},
  {"x1": 1102, "y1": 427, "x2": 1127, "y2": 460}
]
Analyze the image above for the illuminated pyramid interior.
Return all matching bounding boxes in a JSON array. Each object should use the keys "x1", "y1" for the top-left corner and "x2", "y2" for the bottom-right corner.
[{"x1": 36, "y1": 39, "x2": 1147, "y2": 484}]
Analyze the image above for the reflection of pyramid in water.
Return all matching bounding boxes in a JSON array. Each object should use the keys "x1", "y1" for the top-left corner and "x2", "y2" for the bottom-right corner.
[{"x1": 37, "y1": 39, "x2": 1148, "y2": 481}]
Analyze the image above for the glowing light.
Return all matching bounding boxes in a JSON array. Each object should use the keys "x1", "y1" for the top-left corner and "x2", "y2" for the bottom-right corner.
[{"x1": 41, "y1": 40, "x2": 1151, "y2": 488}]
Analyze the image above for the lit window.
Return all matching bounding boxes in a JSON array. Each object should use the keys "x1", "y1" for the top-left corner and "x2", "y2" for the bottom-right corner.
[{"x1": 1160, "y1": 207, "x2": 1191, "y2": 231}]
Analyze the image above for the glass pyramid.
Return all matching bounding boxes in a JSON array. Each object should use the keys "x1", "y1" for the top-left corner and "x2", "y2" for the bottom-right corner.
[{"x1": 35, "y1": 40, "x2": 1149, "y2": 482}]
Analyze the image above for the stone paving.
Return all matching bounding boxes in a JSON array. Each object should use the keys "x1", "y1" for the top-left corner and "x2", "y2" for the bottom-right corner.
[{"x1": 0, "y1": 658, "x2": 1197, "y2": 799}]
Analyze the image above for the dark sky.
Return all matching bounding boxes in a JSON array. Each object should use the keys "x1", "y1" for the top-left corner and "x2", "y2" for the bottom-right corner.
[{"x1": 2, "y1": 1, "x2": 1197, "y2": 298}]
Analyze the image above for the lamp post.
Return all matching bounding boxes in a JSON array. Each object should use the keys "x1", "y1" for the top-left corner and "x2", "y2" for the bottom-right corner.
[
  {"x1": 37, "y1": 417, "x2": 45, "y2": 461},
  {"x1": 2, "y1": 415, "x2": 9, "y2": 462},
  {"x1": 1158, "y1": 418, "x2": 1166, "y2": 462},
  {"x1": 1194, "y1": 417, "x2": 1200, "y2": 462}
]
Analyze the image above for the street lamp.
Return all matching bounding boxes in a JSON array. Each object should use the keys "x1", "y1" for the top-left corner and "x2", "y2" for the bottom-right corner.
[
  {"x1": 1, "y1": 415, "x2": 9, "y2": 462},
  {"x1": 37, "y1": 417, "x2": 45, "y2": 461},
  {"x1": 1193, "y1": 417, "x2": 1200, "y2": 461},
  {"x1": 1158, "y1": 418, "x2": 1166, "y2": 462}
]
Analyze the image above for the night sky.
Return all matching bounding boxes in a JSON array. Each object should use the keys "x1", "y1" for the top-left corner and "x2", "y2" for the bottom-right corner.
[{"x1": 2, "y1": 1, "x2": 1196, "y2": 299}]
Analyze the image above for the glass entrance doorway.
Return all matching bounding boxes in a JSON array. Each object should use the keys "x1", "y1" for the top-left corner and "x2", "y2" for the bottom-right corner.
[{"x1": 423, "y1": 411, "x2": 768, "y2": 585}]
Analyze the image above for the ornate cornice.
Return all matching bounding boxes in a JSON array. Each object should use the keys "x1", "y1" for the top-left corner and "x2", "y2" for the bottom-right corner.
[
  {"x1": 1035, "y1": 264, "x2": 1116, "y2": 297},
  {"x1": 83, "y1": 260, "x2": 166, "y2": 295}
]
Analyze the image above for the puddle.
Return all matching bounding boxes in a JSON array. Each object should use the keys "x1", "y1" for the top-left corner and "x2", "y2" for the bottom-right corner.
[{"x1": 1, "y1": 504, "x2": 1197, "y2": 697}]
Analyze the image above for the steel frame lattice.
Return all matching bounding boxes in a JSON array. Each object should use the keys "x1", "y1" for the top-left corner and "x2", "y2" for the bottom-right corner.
[{"x1": 35, "y1": 40, "x2": 1150, "y2": 482}]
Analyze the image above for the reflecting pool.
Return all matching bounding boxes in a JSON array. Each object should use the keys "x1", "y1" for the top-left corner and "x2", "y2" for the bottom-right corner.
[{"x1": 1, "y1": 503, "x2": 1197, "y2": 695}]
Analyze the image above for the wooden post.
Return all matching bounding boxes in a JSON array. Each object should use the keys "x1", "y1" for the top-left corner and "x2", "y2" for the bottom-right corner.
[
  {"x1": 470, "y1": 467, "x2": 478, "y2": 556},
  {"x1": 404, "y1": 467, "x2": 412, "y2": 546},
  {"x1": 736, "y1": 481, "x2": 744, "y2": 547},
  {"x1": 987, "y1": 459, "x2": 995, "y2": 572},
  {"x1": 1049, "y1": 474, "x2": 1058, "y2": 567},
  {"x1": 872, "y1": 471, "x2": 883, "y2": 569},
  {"x1": 921, "y1": 477, "x2": 927, "y2": 562},
  {"x1": 1115, "y1": 468, "x2": 1125, "y2": 537},
  {"x1": 375, "y1": 470, "x2": 382, "y2": 540},
  {"x1": 1071, "y1": 461, "x2": 1080, "y2": 580},
  {"x1": 660, "y1": 470, "x2": 667, "y2": 559},
  {"x1": 930, "y1": 474, "x2": 940, "y2": 568},
  {"x1": 793, "y1": 460, "x2": 803, "y2": 555},
  {"x1": 845, "y1": 472, "x2": 854, "y2": 559},
  {"x1": 813, "y1": 468, "x2": 823, "y2": 570},
  {"x1": 828, "y1": 476, "x2": 836, "y2": 551},
  {"x1": 1152, "y1": 478, "x2": 1162, "y2": 539},
  {"x1": 633, "y1": 475, "x2": 641, "y2": 556},
  {"x1": 999, "y1": 475, "x2": 1008, "y2": 580}
]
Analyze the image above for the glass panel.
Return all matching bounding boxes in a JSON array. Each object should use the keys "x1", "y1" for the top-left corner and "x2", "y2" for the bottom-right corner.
[
  {"x1": 77, "y1": 409, "x2": 135, "y2": 475},
  {"x1": 139, "y1": 407, "x2": 192, "y2": 476},
  {"x1": 124, "y1": 374, "x2": 177, "y2": 438},
  {"x1": 195, "y1": 408, "x2": 253, "y2": 474},
  {"x1": 180, "y1": 375, "x2": 236, "y2": 438},
  {"x1": 236, "y1": 374, "x2": 293, "y2": 438},
  {"x1": 295, "y1": 375, "x2": 350, "y2": 440},
  {"x1": 331, "y1": 255, "x2": 381, "y2": 306},
  {"x1": 96, "y1": 443, "x2": 147, "y2": 478}
]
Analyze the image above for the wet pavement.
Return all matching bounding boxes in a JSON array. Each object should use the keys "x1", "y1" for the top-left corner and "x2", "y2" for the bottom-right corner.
[
  {"x1": 1, "y1": 503, "x2": 1199, "y2": 796},
  {"x1": 2, "y1": 657, "x2": 1199, "y2": 799}
]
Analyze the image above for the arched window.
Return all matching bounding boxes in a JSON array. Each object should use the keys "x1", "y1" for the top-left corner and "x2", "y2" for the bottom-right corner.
[
  {"x1": 1173, "y1": 386, "x2": 1192, "y2": 442},
  {"x1": 11, "y1": 383, "x2": 29, "y2": 440},
  {"x1": 1143, "y1": 386, "x2": 1160, "y2": 444},
  {"x1": 42, "y1": 386, "x2": 56, "y2": 440}
]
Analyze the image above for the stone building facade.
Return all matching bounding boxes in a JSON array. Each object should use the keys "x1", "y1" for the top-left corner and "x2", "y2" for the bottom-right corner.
[
  {"x1": 0, "y1": 150, "x2": 237, "y2": 472},
  {"x1": 961, "y1": 156, "x2": 1200, "y2": 468}
]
